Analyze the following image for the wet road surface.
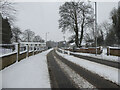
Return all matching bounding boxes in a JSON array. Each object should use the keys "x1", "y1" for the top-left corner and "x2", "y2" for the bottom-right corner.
[{"x1": 47, "y1": 49, "x2": 120, "y2": 90}]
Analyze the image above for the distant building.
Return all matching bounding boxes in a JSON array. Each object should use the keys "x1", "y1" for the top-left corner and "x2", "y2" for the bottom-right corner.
[
  {"x1": 57, "y1": 41, "x2": 66, "y2": 48},
  {"x1": 46, "y1": 41, "x2": 58, "y2": 48},
  {"x1": 57, "y1": 41, "x2": 69, "y2": 48}
]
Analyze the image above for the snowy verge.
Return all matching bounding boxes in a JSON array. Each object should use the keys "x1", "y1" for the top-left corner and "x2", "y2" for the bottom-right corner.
[
  {"x1": 59, "y1": 48, "x2": 120, "y2": 62},
  {"x1": 109, "y1": 47, "x2": 120, "y2": 49},
  {"x1": 56, "y1": 50, "x2": 120, "y2": 86},
  {"x1": 70, "y1": 51, "x2": 119, "y2": 63},
  {"x1": 1, "y1": 48, "x2": 53, "y2": 88}
]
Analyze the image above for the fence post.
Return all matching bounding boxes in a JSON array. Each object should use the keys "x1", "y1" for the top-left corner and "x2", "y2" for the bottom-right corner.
[
  {"x1": 0, "y1": 54, "x2": 2, "y2": 71},
  {"x1": 34, "y1": 44, "x2": 35, "y2": 55},
  {"x1": 68, "y1": 50, "x2": 70, "y2": 55},
  {"x1": 32, "y1": 44, "x2": 34, "y2": 55},
  {"x1": 39, "y1": 44, "x2": 40, "y2": 53},
  {"x1": 37, "y1": 44, "x2": 39, "y2": 53},
  {"x1": 107, "y1": 46, "x2": 110, "y2": 56},
  {"x1": 16, "y1": 43, "x2": 20, "y2": 62},
  {"x1": 109, "y1": 47, "x2": 110, "y2": 56},
  {"x1": 27, "y1": 44, "x2": 29, "y2": 57},
  {"x1": 18, "y1": 43, "x2": 20, "y2": 61},
  {"x1": 62, "y1": 49, "x2": 64, "y2": 54}
]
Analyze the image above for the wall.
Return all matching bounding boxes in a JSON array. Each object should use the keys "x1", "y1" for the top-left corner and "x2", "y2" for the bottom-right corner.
[
  {"x1": 0, "y1": 43, "x2": 47, "y2": 70},
  {"x1": 18, "y1": 52, "x2": 27, "y2": 62},
  {"x1": 1, "y1": 52, "x2": 17, "y2": 70},
  {"x1": 107, "y1": 47, "x2": 120, "y2": 56},
  {"x1": 65, "y1": 47, "x2": 102, "y2": 54}
]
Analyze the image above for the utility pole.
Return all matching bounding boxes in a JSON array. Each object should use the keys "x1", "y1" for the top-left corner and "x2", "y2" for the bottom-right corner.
[
  {"x1": 88, "y1": 1, "x2": 98, "y2": 55},
  {"x1": 45, "y1": 32, "x2": 49, "y2": 43},
  {"x1": 45, "y1": 32, "x2": 49, "y2": 49},
  {"x1": 95, "y1": 2, "x2": 97, "y2": 56}
]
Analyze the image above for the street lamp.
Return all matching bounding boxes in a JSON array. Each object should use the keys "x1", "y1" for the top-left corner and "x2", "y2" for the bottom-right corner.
[
  {"x1": 45, "y1": 32, "x2": 49, "y2": 43},
  {"x1": 88, "y1": 1, "x2": 97, "y2": 55},
  {"x1": 95, "y1": 2, "x2": 97, "y2": 56},
  {"x1": 45, "y1": 32, "x2": 49, "y2": 49}
]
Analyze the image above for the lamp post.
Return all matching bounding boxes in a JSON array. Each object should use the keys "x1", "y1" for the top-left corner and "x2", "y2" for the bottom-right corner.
[
  {"x1": 95, "y1": 2, "x2": 97, "y2": 56},
  {"x1": 88, "y1": 1, "x2": 98, "y2": 55},
  {"x1": 45, "y1": 32, "x2": 49, "y2": 49},
  {"x1": 45, "y1": 32, "x2": 49, "y2": 43}
]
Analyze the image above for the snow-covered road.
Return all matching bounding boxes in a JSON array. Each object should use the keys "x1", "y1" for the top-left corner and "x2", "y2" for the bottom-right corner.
[
  {"x1": 56, "y1": 50, "x2": 120, "y2": 86},
  {"x1": 53, "y1": 56, "x2": 95, "y2": 88},
  {"x1": 1, "y1": 49, "x2": 53, "y2": 88}
]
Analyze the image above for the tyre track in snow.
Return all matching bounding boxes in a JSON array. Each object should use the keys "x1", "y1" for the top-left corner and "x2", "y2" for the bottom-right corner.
[
  {"x1": 54, "y1": 50, "x2": 120, "y2": 89},
  {"x1": 47, "y1": 50, "x2": 78, "y2": 89},
  {"x1": 53, "y1": 55, "x2": 95, "y2": 88},
  {"x1": 58, "y1": 49, "x2": 120, "y2": 69}
]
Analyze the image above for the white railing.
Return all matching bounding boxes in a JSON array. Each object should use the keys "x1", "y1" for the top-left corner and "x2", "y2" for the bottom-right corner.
[
  {"x1": 0, "y1": 44, "x2": 17, "y2": 56},
  {"x1": 0, "y1": 42, "x2": 47, "y2": 57}
]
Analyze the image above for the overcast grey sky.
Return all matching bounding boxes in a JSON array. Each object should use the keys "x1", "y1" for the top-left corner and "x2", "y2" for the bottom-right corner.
[{"x1": 14, "y1": 2, "x2": 118, "y2": 42}]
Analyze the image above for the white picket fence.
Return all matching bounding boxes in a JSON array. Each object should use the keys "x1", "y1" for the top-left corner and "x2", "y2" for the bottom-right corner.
[{"x1": 0, "y1": 42, "x2": 47, "y2": 57}]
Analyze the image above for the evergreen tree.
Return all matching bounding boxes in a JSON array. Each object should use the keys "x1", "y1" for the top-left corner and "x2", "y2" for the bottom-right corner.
[
  {"x1": 111, "y1": 7, "x2": 120, "y2": 44},
  {"x1": 1, "y1": 14, "x2": 12, "y2": 44}
]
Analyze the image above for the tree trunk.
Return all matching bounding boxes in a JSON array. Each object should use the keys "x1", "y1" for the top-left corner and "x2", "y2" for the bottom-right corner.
[
  {"x1": 15, "y1": 37, "x2": 17, "y2": 42},
  {"x1": 75, "y1": 31, "x2": 79, "y2": 47},
  {"x1": 79, "y1": 27, "x2": 84, "y2": 47},
  {"x1": 74, "y1": 10, "x2": 79, "y2": 47},
  {"x1": 79, "y1": 12, "x2": 85, "y2": 47}
]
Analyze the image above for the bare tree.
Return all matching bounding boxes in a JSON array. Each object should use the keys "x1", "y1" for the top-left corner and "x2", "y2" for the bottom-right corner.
[
  {"x1": 84, "y1": 23, "x2": 106, "y2": 46},
  {"x1": 59, "y1": 2, "x2": 80, "y2": 47},
  {"x1": 33, "y1": 35, "x2": 44, "y2": 42},
  {"x1": 100, "y1": 21, "x2": 111, "y2": 37},
  {"x1": 22, "y1": 29, "x2": 35, "y2": 42},
  {"x1": 11, "y1": 27, "x2": 22, "y2": 43},
  {"x1": 78, "y1": 2, "x2": 94, "y2": 47},
  {"x1": 84, "y1": 25, "x2": 95, "y2": 46},
  {"x1": 59, "y1": 1, "x2": 94, "y2": 47},
  {"x1": 105, "y1": 27, "x2": 117, "y2": 46},
  {"x1": 0, "y1": 0, "x2": 16, "y2": 23},
  {"x1": 96, "y1": 26, "x2": 104, "y2": 46},
  {"x1": 68, "y1": 34, "x2": 75, "y2": 44}
]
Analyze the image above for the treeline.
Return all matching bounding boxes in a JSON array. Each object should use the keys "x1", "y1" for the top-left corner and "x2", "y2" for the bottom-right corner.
[
  {"x1": 59, "y1": 1, "x2": 120, "y2": 47},
  {"x1": 11, "y1": 28, "x2": 44, "y2": 43},
  {"x1": 0, "y1": 0, "x2": 44, "y2": 44},
  {"x1": 84, "y1": 7, "x2": 120, "y2": 47}
]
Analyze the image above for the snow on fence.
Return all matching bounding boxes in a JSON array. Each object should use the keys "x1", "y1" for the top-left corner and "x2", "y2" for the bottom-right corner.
[
  {"x1": 0, "y1": 43, "x2": 47, "y2": 70},
  {"x1": 107, "y1": 47, "x2": 120, "y2": 57},
  {"x1": 18, "y1": 44, "x2": 28, "y2": 62},
  {"x1": 0, "y1": 44, "x2": 16, "y2": 56},
  {"x1": 0, "y1": 44, "x2": 17, "y2": 70},
  {"x1": 20, "y1": 44, "x2": 27, "y2": 54},
  {"x1": 65, "y1": 46, "x2": 103, "y2": 54}
]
